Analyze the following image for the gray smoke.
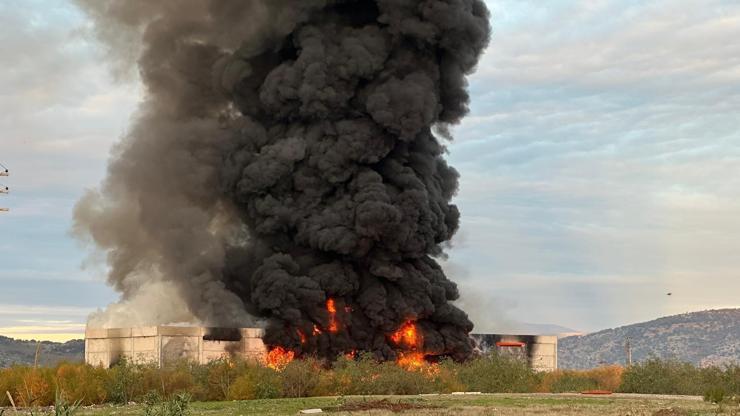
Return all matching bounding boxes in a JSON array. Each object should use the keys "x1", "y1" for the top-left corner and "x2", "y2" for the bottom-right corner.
[{"x1": 75, "y1": 0, "x2": 490, "y2": 361}]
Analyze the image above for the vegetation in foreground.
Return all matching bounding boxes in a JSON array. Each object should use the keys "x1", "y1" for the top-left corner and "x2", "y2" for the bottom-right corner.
[
  {"x1": 0, "y1": 355, "x2": 737, "y2": 412},
  {"x1": 0, "y1": 394, "x2": 732, "y2": 416}
]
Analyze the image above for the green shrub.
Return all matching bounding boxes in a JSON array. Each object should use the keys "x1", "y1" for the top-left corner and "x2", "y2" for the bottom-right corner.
[
  {"x1": 280, "y1": 358, "x2": 323, "y2": 398},
  {"x1": 704, "y1": 387, "x2": 726, "y2": 404},
  {"x1": 549, "y1": 372, "x2": 599, "y2": 393},
  {"x1": 722, "y1": 365, "x2": 740, "y2": 394},
  {"x1": 0, "y1": 366, "x2": 56, "y2": 407},
  {"x1": 430, "y1": 359, "x2": 467, "y2": 393},
  {"x1": 228, "y1": 364, "x2": 282, "y2": 400},
  {"x1": 158, "y1": 361, "x2": 197, "y2": 398},
  {"x1": 55, "y1": 363, "x2": 109, "y2": 405},
  {"x1": 372, "y1": 361, "x2": 435, "y2": 395},
  {"x1": 325, "y1": 354, "x2": 438, "y2": 396},
  {"x1": 105, "y1": 359, "x2": 138, "y2": 404},
  {"x1": 328, "y1": 354, "x2": 382, "y2": 395},
  {"x1": 457, "y1": 354, "x2": 539, "y2": 393},
  {"x1": 201, "y1": 359, "x2": 239, "y2": 401},
  {"x1": 4, "y1": 354, "x2": 737, "y2": 405},
  {"x1": 620, "y1": 359, "x2": 696, "y2": 395},
  {"x1": 0, "y1": 367, "x2": 22, "y2": 406},
  {"x1": 619, "y1": 359, "x2": 740, "y2": 396}
]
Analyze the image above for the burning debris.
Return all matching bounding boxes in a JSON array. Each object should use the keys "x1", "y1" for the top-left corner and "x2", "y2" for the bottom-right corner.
[
  {"x1": 390, "y1": 321, "x2": 422, "y2": 349},
  {"x1": 265, "y1": 346, "x2": 296, "y2": 371},
  {"x1": 74, "y1": 0, "x2": 491, "y2": 364}
]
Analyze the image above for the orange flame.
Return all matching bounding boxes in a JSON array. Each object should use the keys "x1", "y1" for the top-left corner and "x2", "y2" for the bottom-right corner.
[
  {"x1": 312, "y1": 324, "x2": 322, "y2": 336},
  {"x1": 297, "y1": 329, "x2": 307, "y2": 344},
  {"x1": 390, "y1": 321, "x2": 420, "y2": 348},
  {"x1": 390, "y1": 321, "x2": 431, "y2": 369},
  {"x1": 326, "y1": 298, "x2": 339, "y2": 333},
  {"x1": 265, "y1": 347, "x2": 295, "y2": 371},
  {"x1": 425, "y1": 362, "x2": 441, "y2": 376},
  {"x1": 345, "y1": 350, "x2": 357, "y2": 360},
  {"x1": 396, "y1": 352, "x2": 425, "y2": 370}
]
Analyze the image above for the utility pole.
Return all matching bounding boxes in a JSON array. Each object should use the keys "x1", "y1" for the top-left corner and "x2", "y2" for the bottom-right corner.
[
  {"x1": 0, "y1": 161, "x2": 8, "y2": 212},
  {"x1": 625, "y1": 337, "x2": 632, "y2": 366}
]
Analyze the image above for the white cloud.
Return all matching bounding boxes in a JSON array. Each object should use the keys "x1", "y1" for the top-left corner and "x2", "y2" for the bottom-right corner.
[
  {"x1": 0, "y1": 304, "x2": 91, "y2": 317},
  {"x1": 0, "y1": 0, "x2": 139, "y2": 195},
  {"x1": 447, "y1": 0, "x2": 740, "y2": 331},
  {"x1": 1, "y1": 0, "x2": 739, "y2": 335},
  {"x1": 480, "y1": 0, "x2": 740, "y2": 89}
]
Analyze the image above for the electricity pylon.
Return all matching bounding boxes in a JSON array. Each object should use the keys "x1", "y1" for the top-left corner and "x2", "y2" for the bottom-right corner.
[{"x1": 0, "y1": 161, "x2": 8, "y2": 212}]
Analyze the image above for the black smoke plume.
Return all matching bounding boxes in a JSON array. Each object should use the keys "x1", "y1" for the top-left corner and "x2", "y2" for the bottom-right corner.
[{"x1": 74, "y1": 0, "x2": 490, "y2": 361}]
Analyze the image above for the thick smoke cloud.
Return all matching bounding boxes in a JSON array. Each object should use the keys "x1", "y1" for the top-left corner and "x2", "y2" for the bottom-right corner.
[{"x1": 75, "y1": 0, "x2": 490, "y2": 361}]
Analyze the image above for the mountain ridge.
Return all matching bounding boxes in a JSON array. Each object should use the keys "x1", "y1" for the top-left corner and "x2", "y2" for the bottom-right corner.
[
  {"x1": 0, "y1": 335, "x2": 84, "y2": 368},
  {"x1": 559, "y1": 308, "x2": 740, "y2": 369},
  {"x1": 2, "y1": 309, "x2": 738, "y2": 368}
]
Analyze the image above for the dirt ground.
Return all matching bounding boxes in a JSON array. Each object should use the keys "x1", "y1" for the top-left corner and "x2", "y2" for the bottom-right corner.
[{"x1": 6, "y1": 393, "x2": 722, "y2": 416}]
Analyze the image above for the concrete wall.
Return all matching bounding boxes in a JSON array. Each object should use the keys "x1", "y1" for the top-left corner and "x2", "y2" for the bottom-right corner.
[
  {"x1": 470, "y1": 334, "x2": 558, "y2": 371},
  {"x1": 85, "y1": 326, "x2": 266, "y2": 368},
  {"x1": 86, "y1": 327, "x2": 557, "y2": 371}
]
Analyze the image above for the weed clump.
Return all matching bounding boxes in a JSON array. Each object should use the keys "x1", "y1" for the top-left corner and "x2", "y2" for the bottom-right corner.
[{"x1": 143, "y1": 392, "x2": 191, "y2": 416}]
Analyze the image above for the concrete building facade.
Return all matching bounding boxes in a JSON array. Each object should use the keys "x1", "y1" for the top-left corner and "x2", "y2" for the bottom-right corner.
[
  {"x1": 470, "y1": 334, "x2": 558, "y2": 371},
  {"x1": 85, "y1": 327, "x2": 557, "y2": 371},
  {"x1": 85, "y1": 326, "x2": 267, "y2": 368}
]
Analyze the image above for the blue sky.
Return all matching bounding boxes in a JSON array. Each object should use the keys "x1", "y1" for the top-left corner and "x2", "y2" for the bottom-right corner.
[{"x1": 1, "y1": 0, "x2": 739, "y2": 340}]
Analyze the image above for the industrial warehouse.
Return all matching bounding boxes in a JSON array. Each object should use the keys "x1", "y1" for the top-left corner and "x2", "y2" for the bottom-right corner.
[{"x1": 85, "y1": 326, "x2": 557, "y2": 372}]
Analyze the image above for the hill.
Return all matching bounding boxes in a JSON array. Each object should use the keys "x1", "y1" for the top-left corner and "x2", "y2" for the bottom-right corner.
[
  {"x1": 559, "y1": 309, "x2": 740, "y2": 369},
  {"x1": 0, "y1": 336, "x2": 84, "y2": 367}
]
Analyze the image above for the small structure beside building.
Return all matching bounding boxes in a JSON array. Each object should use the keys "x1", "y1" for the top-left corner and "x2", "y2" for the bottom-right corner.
[
  {"x1": 85, "y1": 326, "x2": 266, "y2": 368},
  {"x1": 471, "y1": 334, "x2": 558, "y2": 371}
]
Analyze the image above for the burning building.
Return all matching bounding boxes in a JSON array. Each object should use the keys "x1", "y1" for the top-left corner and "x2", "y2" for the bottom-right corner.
[
  {"x1": 75, "y1": 0, "x2": 491, "y2": 364},
  {"x1": 85, "y1": 326, "x2": 557, "y2": 372}
]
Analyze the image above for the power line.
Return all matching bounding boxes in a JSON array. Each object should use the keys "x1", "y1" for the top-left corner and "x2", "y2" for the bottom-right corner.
[{"x1": 0, "y1": 160, "x2": 7, "y2": 212}]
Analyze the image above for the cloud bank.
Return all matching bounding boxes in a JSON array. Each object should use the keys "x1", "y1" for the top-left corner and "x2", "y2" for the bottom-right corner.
[
  {"x1": 1, "y1": 0, "x2": 739, "y2": 338},
  {"x1": 450, "y1": 0, "x2": 740, "y2": 330}
]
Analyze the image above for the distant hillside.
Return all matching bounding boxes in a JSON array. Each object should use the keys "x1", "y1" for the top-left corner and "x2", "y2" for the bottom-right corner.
[
  {"x1": 559, "y1": 309, "x2": 740, "y2": 369},
  {"x1": 0, "y1": 336, "x2": 84, "y2": 368},
  {"x1": 4, "y1": 310, "x2": 739, "y2": 369}
]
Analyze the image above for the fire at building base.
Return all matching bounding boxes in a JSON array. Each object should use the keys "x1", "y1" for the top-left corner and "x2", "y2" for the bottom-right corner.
[{"x1": 85, "y1": 326, "x2": 557, "y2": 372}]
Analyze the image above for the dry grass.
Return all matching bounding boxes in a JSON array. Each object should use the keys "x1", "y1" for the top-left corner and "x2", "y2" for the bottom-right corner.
[
  {"x1": 3, "y1": 394, "x2": 718, "y2": 416},
  {"x1": 1, "y1": 357, "x2": 737, "y2": 411},
  {"x1": 539, "y1": 365, "x2": 624, "y2": 393}
]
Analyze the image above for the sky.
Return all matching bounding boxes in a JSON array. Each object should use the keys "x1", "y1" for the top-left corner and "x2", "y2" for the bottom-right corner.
[{"x1": 1, "y1": 0, "x2": 739, "y2": 341}]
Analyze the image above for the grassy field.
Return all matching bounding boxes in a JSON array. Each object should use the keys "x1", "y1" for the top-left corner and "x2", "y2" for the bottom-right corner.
[{"x1": 6, "y1": 393, "x2": 725, "y2": 416}]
